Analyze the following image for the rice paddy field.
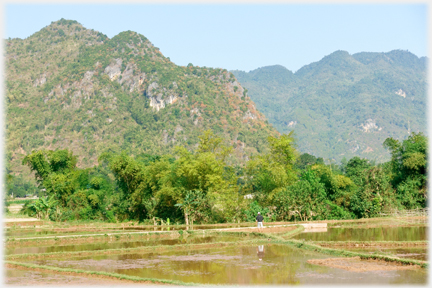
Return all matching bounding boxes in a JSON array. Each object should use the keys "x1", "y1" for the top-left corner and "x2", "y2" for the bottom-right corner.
[{"x1": 4, "y1": 216, "x2": 428, "y2": 285}]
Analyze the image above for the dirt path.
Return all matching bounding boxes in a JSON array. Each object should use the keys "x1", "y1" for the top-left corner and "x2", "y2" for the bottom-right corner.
[{"x1": 4, "y1": 217, "x2": 40, "y2": 222}]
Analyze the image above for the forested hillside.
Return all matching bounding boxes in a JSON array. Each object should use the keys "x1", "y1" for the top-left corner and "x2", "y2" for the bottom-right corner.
[
  {"x1": 5, "y1": 20, "x2": 427, "y2": 222},
  {"x1": 5, "y1": 19, "x2": 278, "y2": 180},
  {"x1": 232, "y1": 50, "x2": 427, "y2": 163}
]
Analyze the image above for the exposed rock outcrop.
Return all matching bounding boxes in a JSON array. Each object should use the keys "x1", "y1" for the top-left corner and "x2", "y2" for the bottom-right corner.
[{"x1": 104, "y1": 58, "x2": 122, "y2": 81}]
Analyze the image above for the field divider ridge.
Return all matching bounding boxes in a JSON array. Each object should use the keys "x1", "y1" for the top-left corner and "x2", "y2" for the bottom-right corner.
[
  {"x1": 6, "y1": 238, "x2": 271, "y2": 260},
  {"x1": 5, "y1": 261, "x2": 199, "y2": 286},
  {"x1": 271, "y1": 238, "x2": 428, "y2": 268},
  {"x1": 313, "y1": 240, "x2": 428, "y2": 247}
]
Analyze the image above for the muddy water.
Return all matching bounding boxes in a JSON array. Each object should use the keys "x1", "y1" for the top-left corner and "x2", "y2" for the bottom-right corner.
[
  {"x1": 28, "y1": 244, "x2": 427, "y2": 285},
  {"x1": 5, "y1": 223, "x2": 256, "y2": 238},
  {"x1": 5, "y1": 229, "x2": 136, "y2": 238},
  {"x1": 122, "y1": 224, "x2": 253, "y2": 231},
  {"x1": 293, "y1": 226, "x2": 427, "y2": 241},
  {"x1": 342, "y1": 247, "x2": 428, "y2": 261},
  {"x1": 5, "y1": 267, "x2": 142, "y2": 286},
  {"x1": 5, "y1": 235, "x2": 243, "y2": 255}
]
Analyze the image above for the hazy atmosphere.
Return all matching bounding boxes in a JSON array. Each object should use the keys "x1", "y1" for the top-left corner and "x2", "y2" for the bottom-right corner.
[
  {"x1": 4, "y1": 3, "x2": 429, "y2": 286},
  {"x1": 5, "y1": 4, "x2": 427, "y2": 72}
]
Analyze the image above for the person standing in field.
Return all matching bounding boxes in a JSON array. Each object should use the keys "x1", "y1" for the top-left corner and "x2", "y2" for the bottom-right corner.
[{"x1": 256, "y1": 212, "x2": 264, "y2": 232}]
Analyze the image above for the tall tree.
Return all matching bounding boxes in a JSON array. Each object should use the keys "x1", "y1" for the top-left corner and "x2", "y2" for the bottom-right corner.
[
  {"x1": 383, "y1": 132, "x2": 427, "y2": 208},
  {"x1": 246, "y1": 132, "x2": 298, "y2": 204}
]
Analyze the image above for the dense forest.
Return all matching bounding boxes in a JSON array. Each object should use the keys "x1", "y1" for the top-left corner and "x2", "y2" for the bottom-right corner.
[
  {"x1": 16, "y1": 130, "x2": 427, "y2": 223},
  {"x1": 5, "y1": 19, "x2": 277, "y2": 181},
  {"x1": 232, "y1": 50, "x2": 427, "y2": 163},
  {"x1": 5, "y1": 19, "x2": 428, "y2": 223}
]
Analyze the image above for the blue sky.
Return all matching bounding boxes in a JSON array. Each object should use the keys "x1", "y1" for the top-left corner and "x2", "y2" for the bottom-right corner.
[{"x1": 4, "y1": 4, "x2": 428, "y2": 72}]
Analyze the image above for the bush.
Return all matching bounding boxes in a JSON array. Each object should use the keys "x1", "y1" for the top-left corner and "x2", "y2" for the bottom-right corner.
[
  {"x1": 242, "y1": 201, "x2": 270, "y2": 222},
  {"x1": 323, "y1": 200, "x2": 354, "y2": 220}
]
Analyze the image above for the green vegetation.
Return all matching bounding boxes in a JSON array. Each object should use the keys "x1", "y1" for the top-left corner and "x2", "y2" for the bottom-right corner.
[
  {"x1": 18, "y1": 128, "x2": 427, "y2": 224},
  {"x1": 6, "y1": 174, "x2": 39, "y2": 198},
  {"x1": 5, "y1": 261, "x2": 198, "y2": 285},
  {"x1": 6, "y1": 19, "x2": 277, "y2": 184},
  {"x1": 284, "y1": 239, "x2": 427, "y2": 268},
  {"x1": 5, "y1": 223, "x2": 426, "y2": 285},
  {"x1": 6, "y1": 227, "x2": 426, "y2": 274},
  {"x1": 5, "y1": 19, "x2": 427, "y2": 228},
  {"x1": 5, "y1": 230, "x2": 179, "y2": 246},
  {"x1": 6, "y1": 199, "x2": 37, "y2": 205},
  {"x1": 232, "y1": 50, "x2": 427, "y2": 163},
  {"x1": 311, "y1": 240, "x2": 428, "y2": 247},
  {"x1": 280, "y1": 225, "x2": 304, "y2": 238}
]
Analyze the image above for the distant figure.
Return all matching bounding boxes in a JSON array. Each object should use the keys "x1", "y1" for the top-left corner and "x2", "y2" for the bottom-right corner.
[
  {"x1": 257, "y1": 245, "x2": 265, "y2": 261},
  {"x1": 256, "y1": 212, "x2": 264, "y2": 232}
]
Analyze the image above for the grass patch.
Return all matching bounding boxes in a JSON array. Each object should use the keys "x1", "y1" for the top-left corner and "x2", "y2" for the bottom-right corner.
[
  {"x1": 6, "y1": 199, "x2": 37, "y2": 205},
  {"x1": 313, "y1": 240, "x2": 428, "y2": 247},
  {"x1": 327, "y1": 223, "x2": 427, "y2": 229},
  {"x1": 281, "y1": 239, "x2": 427, "y2": 269},
  {"x1": 5, "y1": 261, "x2": 197, "y2": 285},
  {"x1": 4, "y1": 212, "x2": 35, "y2": 219},
  {"x1": 280, "y1": 225, "x2": 305, "y2": 239}
]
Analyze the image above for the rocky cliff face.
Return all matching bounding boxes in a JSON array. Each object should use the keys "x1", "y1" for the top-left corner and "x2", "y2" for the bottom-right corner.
[{"x1": 6, "y1": 19, "x2": 278, "y2": 179}]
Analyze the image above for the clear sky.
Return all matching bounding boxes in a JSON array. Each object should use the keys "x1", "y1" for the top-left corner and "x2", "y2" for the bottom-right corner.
[{"x1": 4, "y1": 4, "x2": 428, "y2": 72}]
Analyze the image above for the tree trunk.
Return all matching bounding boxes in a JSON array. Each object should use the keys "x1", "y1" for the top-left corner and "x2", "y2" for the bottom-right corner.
[
  {"x1": 185, "y1": 212, "x2": 189, "y2": 226},
  {"x1": 153, "y1": 217, "x2": 157, "y2": 226},
  {"x1": 298, "y1": 211, "x2": 303, "y2": 222}
]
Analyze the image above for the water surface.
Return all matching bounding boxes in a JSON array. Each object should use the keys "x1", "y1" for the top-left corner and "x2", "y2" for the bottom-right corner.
[
  {"x1": 28, "y1": 244, "x2": 427, "y2": 285},
  {"x1": 6, "y1": 235, "x2": 245, "y2": 255},
  {"x1": 293, "y1": 226, "x2": 427, "y2": 242},
  {"x1": 5, "y1": 223, "x2": 258, "y2": 238},
  {"x1": 342, "y1": 247, "x2": 428, "y2": 261}
]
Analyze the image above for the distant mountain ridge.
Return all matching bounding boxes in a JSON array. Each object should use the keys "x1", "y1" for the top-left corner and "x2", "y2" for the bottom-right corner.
[
  {"x1": 5, "y1": 19, "x2": 278, "y2": 179},
  {"x1": 232, "y1": 50, "x2": 427, "y2": 162}
]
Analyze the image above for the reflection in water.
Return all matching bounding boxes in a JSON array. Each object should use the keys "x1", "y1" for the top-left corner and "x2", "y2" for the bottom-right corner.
[
  {"x1": 5, "y1": 224, "x2": 252, "y2": 238},
  {"x1": 29, "y1": 244, "x2": 427, "y2": 285},
  {"x1": 344, "y1": 247, "x2": 428, "y2": 261},
  {"x1": 6, "y1": 235, "x2": 243, "y2": 255},
  {"x1": 5, "y1": 229, "x2": 132, "y2": 238},
  {"x1": 257, "y1": 245, "x2": 265, "y2": 261},
  {"x1": 293, "y1": 226, "x2": 427, "y2": 241},
  {"x1": 303, "y1": 227, "x2": 327, "y2": 233}
]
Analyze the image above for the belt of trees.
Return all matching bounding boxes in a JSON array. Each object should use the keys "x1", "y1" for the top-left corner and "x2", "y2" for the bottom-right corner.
[{"x1": 16, "y1": 130, "x2": 427, "y2": 224}]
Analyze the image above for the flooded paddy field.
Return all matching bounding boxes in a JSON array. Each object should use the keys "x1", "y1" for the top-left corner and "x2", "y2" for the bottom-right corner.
[
  {"x1": 21, "y1": 244, "x2": 427, "y2": 285},
  {"x1": 5, "y1": 217, "x2": 428, "y2": 285},
  {"x1": 5, "y1": 234, "x2": 246, "y2": 255},
  {"x1": 327, "y1": 217, "x2": 427, "y2": 228},
  {"x1": 4, "y1": 223, "x2": 264, "y2": 239},
  {"x1": 5, "y1": 229, "x2": 141, "y2": 238},
  {"x1": 293, "y1": 226, "x2": 427, "y2": 242},
  {"x1": 342, "y1": 247, "x2": 428, "y2": 261},
  {"x1": 5, "y1": 266, "x2": 145, "y2": 286}
]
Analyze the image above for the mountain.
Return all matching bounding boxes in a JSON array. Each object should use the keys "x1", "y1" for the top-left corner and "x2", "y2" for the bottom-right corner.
[
  {"x1": 232, "y1": 50, "x2": 427, "y2": 163},
  {"x1": 5, "y1": 19, "x2": 279, "y2": 178}
]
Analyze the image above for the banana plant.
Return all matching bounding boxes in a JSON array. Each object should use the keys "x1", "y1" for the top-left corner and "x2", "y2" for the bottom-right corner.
[
  {"x1": 175, "y1": 190, "x2": 203, "y2": 225},
  {"x1": 22, "y1": 195, "x2": 58, "y2": 220},
  {"x1": 143, "y1": 196, "x2": 159, "y2": 225}
]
